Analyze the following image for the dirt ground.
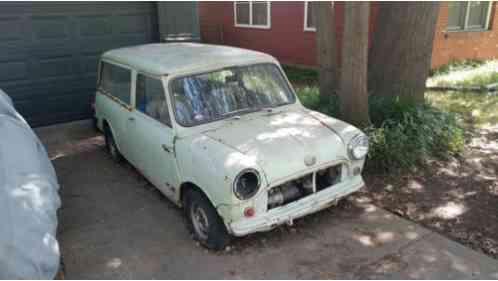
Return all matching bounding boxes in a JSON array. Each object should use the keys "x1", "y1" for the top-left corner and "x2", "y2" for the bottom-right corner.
[{"x1": 360, "y1": 125, "x2": 498, "y2": 259}]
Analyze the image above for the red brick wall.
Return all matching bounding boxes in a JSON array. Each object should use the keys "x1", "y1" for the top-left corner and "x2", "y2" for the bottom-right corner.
[
  {"x1": 199, "y1": 1, "x2": 346, "y2": 67},
  {"x1": 199, "y1": 2, "x2": 498, "y2": 69},
  {"x1": 431, "y1": 2, "x2": 498, "y2": 68}
]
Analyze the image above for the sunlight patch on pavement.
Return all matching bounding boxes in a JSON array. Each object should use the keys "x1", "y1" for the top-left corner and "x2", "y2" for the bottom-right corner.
[{"x1": 106, "y1": 258, "x2": 122, "y2": 269}]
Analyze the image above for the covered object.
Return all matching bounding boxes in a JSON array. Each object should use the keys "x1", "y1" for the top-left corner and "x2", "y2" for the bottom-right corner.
[{"x1": 0, "y1": 89, "x2": 61, "y2": 279}]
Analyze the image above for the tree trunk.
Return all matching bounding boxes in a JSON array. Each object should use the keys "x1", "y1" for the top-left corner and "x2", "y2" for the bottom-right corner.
[
  {"x1": 314, "y1": 1, "x2": 337, "y2": 100},
  {"x1": 368, "y1": 2, "x2": 439, "y2": 103},
  {"x1": 339, "y1": 2, "x2": 370, "y2": 127}
]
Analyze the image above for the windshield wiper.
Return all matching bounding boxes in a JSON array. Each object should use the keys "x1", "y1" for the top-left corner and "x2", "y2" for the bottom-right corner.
[
  {"x1": 222, "y1": 103, "x2": 289, "y2": 120},
  {"x1": 257, "y1": 102, "x2": 288, "y2": 113},
  {"x1": 221, "y1": 107, "x2": 259, "y2": 118},
  {"x1": 271, "y1": 101, "x2": 290, "y2": 108}
]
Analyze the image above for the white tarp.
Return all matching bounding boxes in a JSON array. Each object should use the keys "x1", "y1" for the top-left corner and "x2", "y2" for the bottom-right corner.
[{"x1": 0, "y1": 89, "x2": 61, "y2": 279}]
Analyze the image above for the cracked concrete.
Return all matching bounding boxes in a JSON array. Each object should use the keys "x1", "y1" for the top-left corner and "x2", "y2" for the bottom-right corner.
[{"x1": 36, "y1": 120, "x2": 498, "y2": 279}]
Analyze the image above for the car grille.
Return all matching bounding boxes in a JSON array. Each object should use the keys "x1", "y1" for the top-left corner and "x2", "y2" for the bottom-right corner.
[{"x1": 267, "y1": 164, "x2": 343, "y2": 210}]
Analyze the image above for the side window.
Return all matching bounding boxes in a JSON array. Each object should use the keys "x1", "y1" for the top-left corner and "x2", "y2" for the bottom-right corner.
[
  {"x1": 100, "y1": 62, "x2": 131, "y2": 105},
  {"x1": 136, "y1": 74, "x2": 171, "y2": 127}
]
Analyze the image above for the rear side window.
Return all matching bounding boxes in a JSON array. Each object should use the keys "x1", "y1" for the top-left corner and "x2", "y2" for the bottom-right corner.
[
  {"x1": 135, "y1": 74, "x2": 171, "y2": 127},
  {"x1": 100, "y1": 62, "x2": 131, "y2": 105}
]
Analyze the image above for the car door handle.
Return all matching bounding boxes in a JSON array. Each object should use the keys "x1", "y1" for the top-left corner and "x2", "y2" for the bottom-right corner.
[
  {"x1": 161, "y1": 144, "x2": 172, "y2": 153},
  {"x1": 128, "y1": 117, "x2": 135, "y2": 122}
]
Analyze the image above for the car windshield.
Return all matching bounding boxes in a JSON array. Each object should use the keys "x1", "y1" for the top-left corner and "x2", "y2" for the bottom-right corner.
[{"x1": 170, "y1": 63, "x2": 295, "y2": 127}]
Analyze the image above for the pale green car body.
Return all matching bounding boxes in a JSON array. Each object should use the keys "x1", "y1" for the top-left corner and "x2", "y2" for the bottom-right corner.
[{"x1": 94, "y1": 43, "x2": 366, "y2": 236}]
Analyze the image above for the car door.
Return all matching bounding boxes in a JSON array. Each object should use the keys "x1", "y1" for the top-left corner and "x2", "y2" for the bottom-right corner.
[
  {"x1": 127, "y1": 73, "x2": 180, "y2": 200},
  {"x1": 97, "y1": 61, "x2": 133, "y2": 157}
]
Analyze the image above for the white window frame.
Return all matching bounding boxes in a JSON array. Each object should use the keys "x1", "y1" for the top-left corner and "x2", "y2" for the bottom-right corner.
[
  {"x1": 447, "y1": 1, "x2": 493, "y2": 32},
  {"x1": 234, "y1": 1, "x2": 271, "y2": 29},
  {"x1": 304, "y1": 1, "x2": 316, "y2": 32}
]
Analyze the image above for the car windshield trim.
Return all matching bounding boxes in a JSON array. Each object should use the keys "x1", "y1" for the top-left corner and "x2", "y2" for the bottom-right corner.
[{"x1": 168, "y1": 63, "x2": 296, "y2": 128}]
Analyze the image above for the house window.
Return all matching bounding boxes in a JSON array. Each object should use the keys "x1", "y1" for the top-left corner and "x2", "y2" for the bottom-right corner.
[
  {"x1": 447, "y1": 1, "x2": 492, "y2": 31},
  {"x1": 234, "y1": 1, "x2": 271, "y2": 28},
  {"x1": 304, "y1": 1, "x2": 317, "y2": 31}
]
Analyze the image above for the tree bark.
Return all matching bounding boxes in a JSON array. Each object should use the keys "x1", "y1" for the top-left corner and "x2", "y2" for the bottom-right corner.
[
  {"x1": 339, "y1": 2, "x2": 370, "y2": 127},
  {"x1": 314, "y1": 1, "x2": 337, "y2": 100},
  {"x1": 368, "y1": 2, "x2": 439, "y2": 103}
]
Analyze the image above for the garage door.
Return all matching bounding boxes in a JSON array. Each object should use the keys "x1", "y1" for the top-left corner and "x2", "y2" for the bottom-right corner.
[{"x1": 0, "y1": 3, "x2": 158, "y2": 127}]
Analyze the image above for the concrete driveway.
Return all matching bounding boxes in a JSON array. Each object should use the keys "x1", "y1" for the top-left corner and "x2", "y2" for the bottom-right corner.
[{"x1": 36, "y1": 120, "x2": 498, "y2": 279}]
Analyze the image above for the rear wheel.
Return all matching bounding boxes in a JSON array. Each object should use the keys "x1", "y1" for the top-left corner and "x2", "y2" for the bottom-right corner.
[
  {"x1": 104, "y1": 125, "x2": 123, "y2": 163},
  {"x1": 183, "y1": 189, "x2": 230, "y2": 250}
]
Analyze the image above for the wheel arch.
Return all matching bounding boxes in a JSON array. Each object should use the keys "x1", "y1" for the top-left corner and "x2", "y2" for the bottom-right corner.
[
  {"x1": 102, "y1": 119, "x2": 123, "y2": 152},
  {"x1": 179, "y1": 181, "x2": 217, "y2": 209}
]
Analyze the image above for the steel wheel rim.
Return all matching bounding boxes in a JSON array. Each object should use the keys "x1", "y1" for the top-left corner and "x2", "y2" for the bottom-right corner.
[{"x1": 190, "y1": 203, "x2": 209, "y2": 240}]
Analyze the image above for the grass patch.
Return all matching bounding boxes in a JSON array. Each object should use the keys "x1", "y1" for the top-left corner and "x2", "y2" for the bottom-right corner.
[
  {"x1": 430, "y1": 59, "x2": 486, "y2": 77},
  {"x1": 442, "y1": 71, "x2": 498, "y2": 88},
  {"x1": 428, "y1": 60, "x2": 498, "y2": 88},
  {"x1": 296, "y1": 87, "x2": 465, "y2": 172},
  {"x1": 427, "y1": 91, "x2": 498, "y2": 128},
  {"x1": 282, "y1": 65, "x2": 318, "y2": 85}
]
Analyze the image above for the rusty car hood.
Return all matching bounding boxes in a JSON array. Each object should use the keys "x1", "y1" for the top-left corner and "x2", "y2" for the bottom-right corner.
[{"x1": 203, "y1": 109, "x2": 348, "y2": 185}]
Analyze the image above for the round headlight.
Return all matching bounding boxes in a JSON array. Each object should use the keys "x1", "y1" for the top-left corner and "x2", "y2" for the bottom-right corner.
[
  {"x1": 348, "y1": 134, "x2": 369, "y2": 160},
  {"x1": 233, "y1": 169, "x2": 260, "y2": 200}
]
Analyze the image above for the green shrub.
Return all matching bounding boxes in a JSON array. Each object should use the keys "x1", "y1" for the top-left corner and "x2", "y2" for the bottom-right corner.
[
  {"x1": 296, "y1": 87, "x2": 465, "y2": 172},
  {"x1": 282, "y1": 65, "x2": 318, "y2": 84},
  {"x1": 365, "y1": 103, "x2": 464, "y2": 172},
  {"x1": 296, "y1": 86, "x2": 339, "y2": 117}
]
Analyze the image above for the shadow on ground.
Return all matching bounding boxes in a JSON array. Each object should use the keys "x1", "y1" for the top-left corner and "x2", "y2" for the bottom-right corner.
[{"x1": 362, "y1": 124, "x2": 498, "y2": 259}]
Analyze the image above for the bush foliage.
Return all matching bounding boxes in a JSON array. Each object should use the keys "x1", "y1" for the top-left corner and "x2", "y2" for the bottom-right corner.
[
  {"x1": 296, "y1": 87, "x2": 464, "y2": 172},
  {"x1": 282, "y1": 65, "x2": 319, "y2": 85}
]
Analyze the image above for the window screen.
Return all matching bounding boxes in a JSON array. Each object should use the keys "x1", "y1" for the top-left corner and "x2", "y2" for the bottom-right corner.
[
  {"x1": 252, "y1": 2, "x2": 269, "y2": 26},
  {"x1": 305, "y1": 2, "x2": 317, "y2": 30},
  {"x1": 235, "y1": 1, "x2": 269, "y2": 27},
  {"x1": 468, "y1": 1, "x2": 489, "y2": 29},
  {"x1": 447, "y1": 2, "x2": 466, "y2": 30},
  {"x1": 235, "y1": 2, "x2": 250, "y2": 25},
  {"x1": 136, "y1": 74, "x2": 171, "y2": 127},
  {"x1": 100, "y1": 62, "x2": 131, "y2": 105}
]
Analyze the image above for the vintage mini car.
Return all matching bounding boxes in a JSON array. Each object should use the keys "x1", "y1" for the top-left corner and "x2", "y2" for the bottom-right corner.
[{"x1": 94, "y1": 43, "x2": 368, "y2": 250}]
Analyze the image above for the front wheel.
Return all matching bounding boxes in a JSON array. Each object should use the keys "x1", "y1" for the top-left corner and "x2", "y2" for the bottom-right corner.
[{"x1": 183, "y1": 189, "x2": 230, "y2": 250}]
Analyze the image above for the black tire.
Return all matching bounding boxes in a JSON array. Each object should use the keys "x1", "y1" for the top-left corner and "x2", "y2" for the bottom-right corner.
[
  {"x1": 104, "y1": 125, "x2": 123, "y2": 163},
  {"x1": 92, "y1": 116, "x2": 99, "y2": 132},
  {"x1": 183, "y1": 189, "x2": 230, "y2": 250}
]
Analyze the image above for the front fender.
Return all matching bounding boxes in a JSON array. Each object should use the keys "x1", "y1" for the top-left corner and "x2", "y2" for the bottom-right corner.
[
  {"x1": 175, "y1": 134, "x2": 265, "y2": 208},
  {"x1": 306, "y1": 109, "x2": 365, "y2": 145},
  {"x1": 307, "y1": 110, "x2": 367, "y2": 172}
]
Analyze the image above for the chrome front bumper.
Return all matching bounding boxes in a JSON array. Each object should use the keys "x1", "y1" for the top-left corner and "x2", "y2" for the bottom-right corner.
[{"x1": 228, "y1": 175, "x2": 365, "y2": 236}]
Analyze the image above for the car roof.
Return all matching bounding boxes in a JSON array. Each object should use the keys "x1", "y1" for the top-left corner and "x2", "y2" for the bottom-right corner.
[{"x1": 101, "y1": 43, "x2": 277, "y2": 76}]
